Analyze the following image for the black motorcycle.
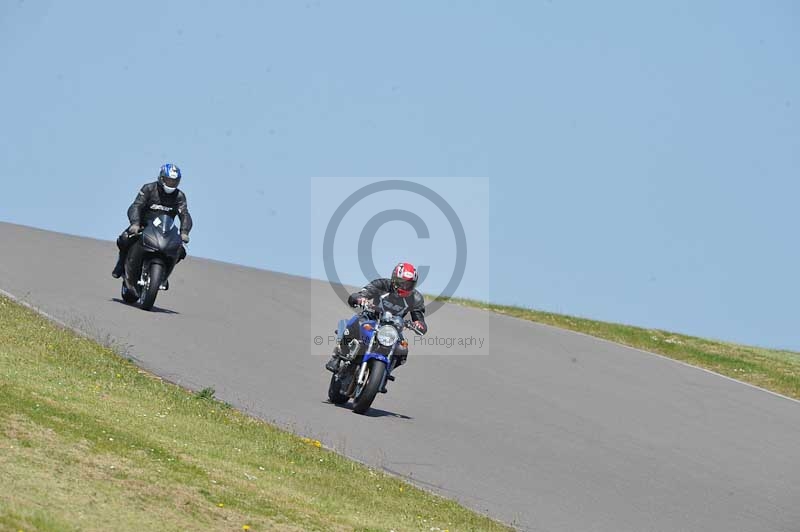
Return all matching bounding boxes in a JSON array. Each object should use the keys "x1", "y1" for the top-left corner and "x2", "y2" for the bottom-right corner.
[{"x1": 120, "y1": 214, "x2": 184, "y2": 311}]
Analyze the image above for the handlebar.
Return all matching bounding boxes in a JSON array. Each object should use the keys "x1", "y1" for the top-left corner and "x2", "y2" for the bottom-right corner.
[
  {"x1": 127, "y1": 229, "x2": 186, "y2": 243},
  {"x1": 403, "y1": 320, "x2": 424, "y2": 335},
  {"x1": 357, "y1": 301, "x2": 376, "y2": 313},
  {"x1": 355, "y1": 300, "x2": 423, "y2": 335}
]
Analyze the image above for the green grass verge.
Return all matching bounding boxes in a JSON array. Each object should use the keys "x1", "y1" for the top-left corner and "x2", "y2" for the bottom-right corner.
[
  {"x1": 0, "y1": 295, "x2": 511, "y2": 532},
  {"x1": 438, "y1": 296, "x2": 800, "y2": 400}
]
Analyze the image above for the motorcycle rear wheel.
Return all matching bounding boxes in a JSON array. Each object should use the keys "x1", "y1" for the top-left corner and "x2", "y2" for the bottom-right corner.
[{"x1": 327, "y1": 374, "x2": 349, "y2": 405}]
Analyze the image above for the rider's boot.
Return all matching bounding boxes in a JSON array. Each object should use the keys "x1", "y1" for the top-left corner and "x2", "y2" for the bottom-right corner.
[
  {"x1": 111, "y1": 251, "x2": 126, "y2": 278},
  {"x1": 325, "y1": 354, "x2": 340, "y2": 373},
  {"x1": 123, "y1": 275, "x2": 140, "y2": 298},
  {"x1": 325, "y1": 346, "x2": 342, "y2": 373}
]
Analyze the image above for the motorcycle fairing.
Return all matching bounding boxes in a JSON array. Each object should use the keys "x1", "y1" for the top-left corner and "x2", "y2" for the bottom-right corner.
[{"x1": 141, "y1": 216, "x2": 182, "y2": 257}]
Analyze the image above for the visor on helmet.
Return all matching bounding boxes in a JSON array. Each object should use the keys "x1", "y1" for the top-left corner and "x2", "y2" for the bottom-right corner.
[
  {"x1": 394, "y1": 279, "x2": 416, "y2": 292},
  {"x1": 161, "y1": 176, "x2": 180, "y2": 188}
]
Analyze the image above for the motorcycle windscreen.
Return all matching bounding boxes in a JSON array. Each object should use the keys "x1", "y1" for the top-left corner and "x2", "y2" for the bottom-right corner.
[
  {"x1": 151, "y1": 214, "x2": 176, "y2": 234},
  {"x1": 142, "y1": 215, "x2": 181, "y2": 253}
]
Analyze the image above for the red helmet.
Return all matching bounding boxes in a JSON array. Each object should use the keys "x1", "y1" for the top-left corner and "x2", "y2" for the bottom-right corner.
[{"x1": 391, "y1": 262, "x2": 418, "y2": 297}]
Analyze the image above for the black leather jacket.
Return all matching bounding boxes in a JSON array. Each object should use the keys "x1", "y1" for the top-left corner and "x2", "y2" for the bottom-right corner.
[
  {"x1": 348, "y1": 278, "x2": 428, "y2": 334},
  {"x1": 128, "y1": 182, "x2": 193, "y2": 235}
]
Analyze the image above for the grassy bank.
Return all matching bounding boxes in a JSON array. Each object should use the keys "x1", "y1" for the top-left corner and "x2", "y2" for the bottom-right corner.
[
  {"x1": 441, "y1": 297, "x2": 800, "y2": 400},
  {"x1": 0, "y1": 295, "x2": 511, "y2": 532}
]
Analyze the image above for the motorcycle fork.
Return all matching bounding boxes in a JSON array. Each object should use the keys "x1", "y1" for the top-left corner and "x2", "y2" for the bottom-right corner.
[
  {"x1": 138, "y1": 256, "x2": 174, "y2": 291},
  {"x1": 357, "y1": 335, "x2": 377, "y2": 385},
  {"x1": 377, "y1": 344, "x2": 396, "y2": 392},
  {"x1": 137, "y1": 258, "x2": 151, "y2": 291},
  {"x1": 347, "y1": 336, "x2": 375, "y2": 397}
]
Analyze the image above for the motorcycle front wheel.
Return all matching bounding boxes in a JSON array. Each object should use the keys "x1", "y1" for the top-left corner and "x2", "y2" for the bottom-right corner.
[
  {"x1": 352, "y1": 359, "x2": 386, "y2": 414},
  {"x1": 139, "y1": 262, "x2": 164, "y2": 311}
]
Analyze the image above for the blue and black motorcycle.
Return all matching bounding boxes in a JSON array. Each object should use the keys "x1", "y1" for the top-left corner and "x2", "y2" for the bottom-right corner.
[{"x1": 327, "y1": 297, "x2": 423, "y2": 414}]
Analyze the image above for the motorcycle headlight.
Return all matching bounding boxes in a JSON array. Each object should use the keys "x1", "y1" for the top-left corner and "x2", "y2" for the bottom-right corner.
[{"x1": 376, "y1": 325, "x2": 399, "y2": 347}]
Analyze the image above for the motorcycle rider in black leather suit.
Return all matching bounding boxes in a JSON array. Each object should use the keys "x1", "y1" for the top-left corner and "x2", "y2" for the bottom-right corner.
[
  {"x1": 111, "y1": 164, "x2": 193, "y2": 293},
  {"x1": 326, "y1": 263, "x2": 428, "y2": 390}
]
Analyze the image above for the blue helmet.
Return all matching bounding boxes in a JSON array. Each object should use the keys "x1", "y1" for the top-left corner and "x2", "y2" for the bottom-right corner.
[{"x1": 158, "y1": 163, "x2": 181, "y2": 193}]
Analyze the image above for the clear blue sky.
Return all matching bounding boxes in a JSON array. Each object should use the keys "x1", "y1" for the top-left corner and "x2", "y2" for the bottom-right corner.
[{"x1": 1, "y1": 1, "x2": 798, "y2": 350}]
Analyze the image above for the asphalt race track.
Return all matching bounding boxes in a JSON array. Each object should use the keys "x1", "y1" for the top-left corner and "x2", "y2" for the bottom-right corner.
[{"x1": 2, "y1": 222, "x2": 799, "y2": 532}]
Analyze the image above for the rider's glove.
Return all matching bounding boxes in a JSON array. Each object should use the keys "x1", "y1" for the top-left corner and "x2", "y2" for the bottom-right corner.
[
  {"x1": 413, "y1": 321, "x2": 425, "y2": 333},
  {"x1": 127, "y1": 223, "x2": 140, "y2": 235},
  {"x1": 180, "y1": 233, "x2": 190, "y2": 244}
]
